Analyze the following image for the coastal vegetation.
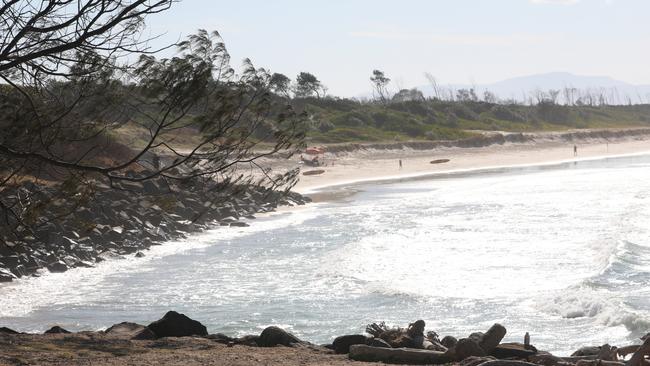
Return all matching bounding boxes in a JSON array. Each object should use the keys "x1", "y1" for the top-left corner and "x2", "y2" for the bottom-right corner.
[{"x1": 0, "y1": 1, "x2": 307, "y2": 261}]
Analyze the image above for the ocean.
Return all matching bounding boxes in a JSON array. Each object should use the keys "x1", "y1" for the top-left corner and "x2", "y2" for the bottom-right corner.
[{"x1": 1, "y1": 153, "x2": 650, "y2": 354}]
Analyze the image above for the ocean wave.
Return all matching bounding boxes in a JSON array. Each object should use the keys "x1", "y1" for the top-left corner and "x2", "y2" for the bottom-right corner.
[{"x1": 538, "y1": 285, "x2": 650, "y2": 334}]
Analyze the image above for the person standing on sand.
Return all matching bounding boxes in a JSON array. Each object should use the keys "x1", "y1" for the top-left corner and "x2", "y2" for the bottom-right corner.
[
  {"x1": 399, "y1": 159, "x2": 403, "y2": 169},
  {"x1": 574, "y1": 145, "x2": 578, "y2": 157}
]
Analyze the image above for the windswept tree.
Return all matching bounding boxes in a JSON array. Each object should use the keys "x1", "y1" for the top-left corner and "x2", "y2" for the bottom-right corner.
[
  {"x1": 269, "y1": 72, "x2": 292, "y2": 98},
  {"x1": 295, "y1": 72, "x2": 325, "y2": 98},
  {"x1": 0, "y1": 2, "x2": 306, "y2": 244},
  {"x1": 370, "y1": 69, "x2": 390, "y2": 103},
  {"x1": 424, "y1": 72, "x2": 441, "y2": 100}
]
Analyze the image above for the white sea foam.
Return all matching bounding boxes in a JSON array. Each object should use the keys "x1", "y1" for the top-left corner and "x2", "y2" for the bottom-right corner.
[{"x1": 1, "y1": 154, "x2": 650, "y2": 353}]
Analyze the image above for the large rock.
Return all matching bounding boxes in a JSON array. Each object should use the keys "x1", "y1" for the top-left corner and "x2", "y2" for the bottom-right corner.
[
  {"x1": 0, "y1": 327, "x2": 19, "y2": 334},
  {"x1": 46, "y1": 261, "x2": 68, "y2": 273},
  {"x1": 332, "y1": 334, "x2": 368, "y2": 354},
  {"x1": 258, "y1": 326, "x2": 302, "y2": 347},
  {"x1": 44, "y1": 326, "x2": 71, "y2": 334},
  {"x1": 132, "y1": 327, "x2": 157, "y2": 340},
  {"x1": 147, "y1": 311, "x2": 208, "y2": 338},
  {"x1": 105, "y1": 322, "x2": 148, "y2": 339},
  {"x1": 441, "y1": 335, "x2": 458, "y2": 349},
  {"x1": 0, "y1": 268, "x2": 16, "y2": 282}
]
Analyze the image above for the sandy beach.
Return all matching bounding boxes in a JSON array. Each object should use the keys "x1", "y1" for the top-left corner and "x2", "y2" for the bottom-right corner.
[{"x1": 293, "y1": 131, "x2": 650, "y2": 196}]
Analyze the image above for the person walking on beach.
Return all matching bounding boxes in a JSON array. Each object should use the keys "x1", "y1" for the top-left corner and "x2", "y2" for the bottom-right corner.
[
  {"x1": 399, "y1": 159, "x2": 403, "y2": 169},
  {"x1": 573, "y1": 145, "x2": 578, "y2": 157}
]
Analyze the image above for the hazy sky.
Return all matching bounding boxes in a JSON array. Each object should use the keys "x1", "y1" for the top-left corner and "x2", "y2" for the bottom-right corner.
[{"x1": 147, "y1": 0, "x2": 650, "y2": 97}]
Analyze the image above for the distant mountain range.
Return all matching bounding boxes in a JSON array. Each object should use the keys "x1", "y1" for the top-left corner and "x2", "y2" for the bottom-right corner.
[{"x1": 416, "y1": 72, "x2": 650, "y2": 104}]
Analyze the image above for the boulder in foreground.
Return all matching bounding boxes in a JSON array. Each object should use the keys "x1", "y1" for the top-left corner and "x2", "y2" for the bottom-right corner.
[
  {"x1": 258, "y1": 326, "x2": 302, "y2": 347},
  {"x1": 44, "y1": 326, "x2": 70, "y2": 334},
  {"x1": 147, "y1": 311, "x2": 208, "y2": 338},
  {"x1": 332, "y1": 334, "x2": 368, "y2": 354}
]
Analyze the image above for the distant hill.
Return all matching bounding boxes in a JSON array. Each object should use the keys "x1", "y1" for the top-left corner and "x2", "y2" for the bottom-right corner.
[{"x1": 418, "y1": 72, "x2": 650, "y2": 105}]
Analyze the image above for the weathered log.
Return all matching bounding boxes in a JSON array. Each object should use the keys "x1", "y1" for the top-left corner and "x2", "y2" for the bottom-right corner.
[
  {"x1": 480, "y1": 324, "x2": 507, "y2": 354},
  {"x1": 492, "y1": 343, "x2": 537, "y2": 359},
  {"x1": 575, "y1": 360, "x2": 624, "y2": 366},
  {"x1": 560, "y1": 355, "x2": 600, "y2": 362},
  {"x1": 617, "y1": 345, "x2": 640, "y2": 358},
  {"x1": 349, "y1": 345, "x2": 452, "y2": 364},
  {"x1": 528, "y1": 352, "x2": 564, "y2": 366},
  {"x1": 628, "y1": 338, "x2": 650, "y2": 366},
  {"x1": 476, "y1": 361, "x2": 540, "y2": 366}
]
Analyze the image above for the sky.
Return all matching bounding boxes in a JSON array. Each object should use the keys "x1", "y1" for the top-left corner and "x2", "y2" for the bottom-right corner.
[{"x1": 146, "y1": 0, "x2": 650, "y2": 97}]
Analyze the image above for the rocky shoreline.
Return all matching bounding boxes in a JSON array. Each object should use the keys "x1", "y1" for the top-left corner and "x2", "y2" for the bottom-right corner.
[
  {"x1": 1, "y1": 311, "x2": 648, "y2": 366},
  {"x1": 0, "y1": 178, "x2": 310, "y2": 283}
]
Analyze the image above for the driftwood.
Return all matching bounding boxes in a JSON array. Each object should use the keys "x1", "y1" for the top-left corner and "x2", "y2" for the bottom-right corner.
[
  {"x1": 430, "y1": 159, "x2": 450, "y2": 164},
  {"x1": 365, "y1": 322, "x2": 389, "y2": 338},
  {"x1": 476, "y1": 361, "x2": 540, "y2": 366},
  {"x1": 628, "y1": 338, "x2": 650, "y2": 366},
  {"x1": 618, "y1": 345, "x2": 641, "y2": 358},
  {"x1": 575, "y1": 360, "x2": 624, "y2": 366},
  {"x1": 480, "y1": 324, "x2": 507, "y2": 354},
  {"x1": 349, "y1": 345, "x2": 452, "y2": 364},
  {"x1": 302, "y1": 169, "x2": 325, "y2": 176}
]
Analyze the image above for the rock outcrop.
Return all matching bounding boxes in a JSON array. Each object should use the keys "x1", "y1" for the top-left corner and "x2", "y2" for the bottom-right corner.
[{"x1": 146, "y1": 311, "x2": 208, "y2": 338}]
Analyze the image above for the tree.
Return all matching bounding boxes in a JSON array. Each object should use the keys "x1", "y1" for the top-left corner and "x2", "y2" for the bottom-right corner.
[
  {"x1": 392, "y1": 88, "x2": 424, "y2": 103},
  {"x1": 456, "y1": 88, "x2": 478, "y2": 103},
  {"x1": 370, "y1": 69, "x2": 390, "y2": 103},
  {"x1": 0, "y1": 2, "x2": 306, "y2": 244},
  {"x1": 483, "y1": 90, "x2": 498, "y2": 104},
  {"x1": 295, "y1": 72, "x2": 324, "y2": 98},
  {"x1": 424, "y1": 72, "x2": 441, "y2": 100},
  {"x1": 269, "y1": 72, "x2": 291, "y2": 97}
]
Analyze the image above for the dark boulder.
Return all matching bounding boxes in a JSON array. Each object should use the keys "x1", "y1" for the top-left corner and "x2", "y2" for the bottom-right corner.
[
  {"x1": 47, "y1": 261, "x2": 68, "y2": 273},
  {"x1": 0, "y1": 327, "x2": 19, "y2": 334},
  {"x1": 44, "y1": 326, "x2": 71, "y2": 334},
  {"x1": 147, "y1": 311, "x2": 208, "y2": 338},
  {"x1": 105, "y1": 322, "x2": 148, "y2": 339},
  {"x1": 0, "y1": 268, "x2": 16, "y2": 282},
  {"x1": 332, "y1": 334, "x2": 368, "y2": 354},
  {"x1": 132, "y1": 327, "x2": 157, "y2": 340},
  {"x1": 235, "y1": 335, "x2": 260, "y2": 347},
  {"x1": 135, "y1": 252, "x2": 145, "y2": 258},
  {"x1": 258, "y1": 326, "x2": 302, "y2": 347},
  {"x1": 441, "y1": 335, "x2": 458, "y2": 349}
]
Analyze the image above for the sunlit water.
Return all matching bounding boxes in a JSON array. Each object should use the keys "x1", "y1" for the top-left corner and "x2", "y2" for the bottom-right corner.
[{"x1": 2, "y1": 153, "x2": 650, "y2": 354}]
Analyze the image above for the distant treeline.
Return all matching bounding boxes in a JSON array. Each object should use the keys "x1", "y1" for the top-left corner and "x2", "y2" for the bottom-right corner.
[{"x1": 264, "y1": 70, "x2": 650, "y2": 143}]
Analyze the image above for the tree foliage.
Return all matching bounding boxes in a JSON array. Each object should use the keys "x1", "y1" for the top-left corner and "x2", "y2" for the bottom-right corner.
[
  {"x1": 0, "y1": 2, "x2": 306, "y2": 244},
  {"x1": 295, "y1": 71, "x2": 325, "y2": 98},
  {"x1": 370, "y1": 70, "x2": 390, "y2": 103}
]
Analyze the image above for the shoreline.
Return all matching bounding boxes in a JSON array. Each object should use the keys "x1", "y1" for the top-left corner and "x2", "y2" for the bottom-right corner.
[
  {"x1": 293, "y1": 131, "x2": 650, "y2": 198},
  {"x1": 0, "y1": 312, "x2": 646, "y2": 366}
]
